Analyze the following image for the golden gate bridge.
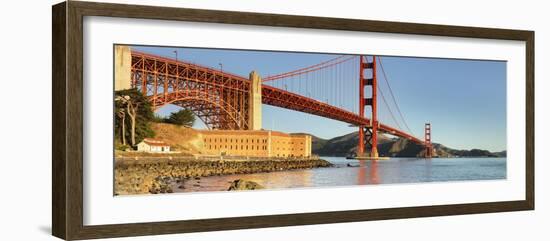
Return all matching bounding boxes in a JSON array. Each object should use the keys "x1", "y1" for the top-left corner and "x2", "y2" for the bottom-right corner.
[{"x1": 127, "y1": 49, "x2": 433, "y2": 158}]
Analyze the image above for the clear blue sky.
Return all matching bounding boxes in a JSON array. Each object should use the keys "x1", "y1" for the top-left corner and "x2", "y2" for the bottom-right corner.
[{"x1": 131, "y1": 45, "x2": 506, "y2": 152}]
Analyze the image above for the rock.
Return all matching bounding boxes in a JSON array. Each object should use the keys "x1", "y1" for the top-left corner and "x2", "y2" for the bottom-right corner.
[
  {"x1": 115, "y1": 157, "x2": 331, "y2": 195},
  {"x1": 227, "y1": 179, "x2": 264, "y2": 191}
]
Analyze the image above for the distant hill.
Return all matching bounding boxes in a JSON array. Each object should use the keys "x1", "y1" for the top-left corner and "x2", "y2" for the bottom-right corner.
[
  {"x1": 308, "y1": 131, "x2": 505, "y2": 158},
  {"x1": 491, "y1": 150, "x2": 507, "y2": 157}
]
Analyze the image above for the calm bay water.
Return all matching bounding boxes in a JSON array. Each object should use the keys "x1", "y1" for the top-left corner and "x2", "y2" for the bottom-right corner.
[{"x1": 174, "y1": 157, "x2": 506, "y2": 193}]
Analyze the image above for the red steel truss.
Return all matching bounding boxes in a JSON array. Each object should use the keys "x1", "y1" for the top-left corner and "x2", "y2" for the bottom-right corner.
[
  {"x1": 131, "y1": 51, "x2": 250, "y2": 130},
  {"x1": 130, "y1": 51, "x2": 425, "y2": 146}
]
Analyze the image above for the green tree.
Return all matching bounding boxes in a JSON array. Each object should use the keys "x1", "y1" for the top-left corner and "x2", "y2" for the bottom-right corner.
[
  {"x1": 165, "y1": 109, "x2": 196, "y2": 127},
  {"x1": 152, "y1": 114, "x2": 166, "y2": 123},
  {"x1": 114, "y1": 89, "x2": 155, "y2": 147}
]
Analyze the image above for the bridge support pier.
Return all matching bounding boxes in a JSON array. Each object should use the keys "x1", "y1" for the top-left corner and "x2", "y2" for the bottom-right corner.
[
  {"x1": 358, "y1": 56, "x2": 379, "y2": 158},
  {"x1": 114, "y1": 45, "x2": 132, "y2": 91},
  {"x1": 248, "y1": 71, "x2": 263, "y2": 130}
]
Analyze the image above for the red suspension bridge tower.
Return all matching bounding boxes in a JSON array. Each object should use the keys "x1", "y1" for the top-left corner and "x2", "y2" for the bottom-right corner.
[
  {"x1": 358, "y1": 55, "x2": 433, "y2": 158},
  {"x1": 424, "y1": 123, "x2": 433, "y2": 158},
  {"x1": 358, "y1": 56, "x2": 379, "y2": 158}
]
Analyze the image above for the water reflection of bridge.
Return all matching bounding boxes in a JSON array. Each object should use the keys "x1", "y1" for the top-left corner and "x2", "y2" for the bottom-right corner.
[{"x1": 357, "y1": 160, "x2": 380, "y2": 185}]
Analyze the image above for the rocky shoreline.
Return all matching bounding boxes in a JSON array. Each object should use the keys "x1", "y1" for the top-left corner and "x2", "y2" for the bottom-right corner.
[{"x1": 115, "y1": 158, "x2": 333, "y2": 195}]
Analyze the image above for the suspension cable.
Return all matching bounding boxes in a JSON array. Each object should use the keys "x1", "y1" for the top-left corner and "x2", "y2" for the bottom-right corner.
[
  {"x1": 377, "y1": 56, "x2": 414, "y2": 135},
  {"x1": 263, "y1": 55, "x2": 356, "y2": 81}
]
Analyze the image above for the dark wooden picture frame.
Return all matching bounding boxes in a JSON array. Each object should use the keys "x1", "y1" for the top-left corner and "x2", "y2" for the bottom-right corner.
[{"x1": 52, "y1": 1, "x2": 534, "y2": 240}]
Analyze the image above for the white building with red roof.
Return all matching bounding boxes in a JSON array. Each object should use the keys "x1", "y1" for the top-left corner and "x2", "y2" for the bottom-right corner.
[{"x1": 136, "y1": 138, "x2": 171, "y2": 152}]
